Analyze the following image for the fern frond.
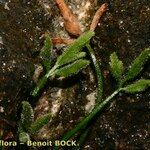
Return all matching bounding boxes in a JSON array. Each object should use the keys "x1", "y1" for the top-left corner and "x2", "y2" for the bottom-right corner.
[
  {"x1": 56, "y1": 31, "x2": 94, "y2": 67},
  {"x1": 21, "y1": 101, "x2": 34, "y2": 131},
  {"x1": 124, "y1": 48, "x2": 150, "y2": 83},
  {"x1": 55, "y1": 59, "x2": 90, "y2": 77},
  {"x1": 109, "y1": 52, "x2": 123, "y2": 82},
  {"x1": 122, "y1": 79, "x2": 150, "y2": 93},
  {"x1": 29, "y1": 113, "x2": 51, "y2": 134}
]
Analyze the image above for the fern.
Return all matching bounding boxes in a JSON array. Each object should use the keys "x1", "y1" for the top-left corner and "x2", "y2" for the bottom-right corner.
[
  {"x1": 40, "y1": 33, "x2": 53, "y2": 72},
  {"x1": 27, "y1": 30, "x2": 150, "y2": 149},
  {"x1": 56, "y1": 31, "x2": 94, "y2": 67},
  {"x1": 29, "y1": 113, "x2": 51, "y2": 135},
  {"x1": 55, "y1": 59, "x2": 90, "y2": 77},
  {"x1": 123, "y1": 48, "x2": 150, "y2": 84},
  {"x1": 57, "y1": 48, "x2": 150, "y2": 146},
  {"x1": 21, "y1": 101, "x2": 34, "y2": 131},
  {"x1": 18, "y1": 101, "x2": 52, "y2": 145},
  {"x1": 122, "y1": 79, "x2": 150, "y2": 93},
  {"x1": 31, "y1": 31, "x2": 94, "y2": 97},
  {"x1": 109, "y1": 52, "x2": 123, "y2": 83}
]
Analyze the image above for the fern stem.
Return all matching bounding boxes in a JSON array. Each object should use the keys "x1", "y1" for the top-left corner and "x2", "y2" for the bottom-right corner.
[
  {"x1": 53, "y1": 89, "x2": 121, "y2": 150},
  {"x1": 76, "y1": 128, "x2": 90, "y2": 149},
  {"x1": 86, "y1": 43, "x2": 103, "y2": 101},
  {"x1": 31, "y1": 65, "x2": 58, "y2": 97}
]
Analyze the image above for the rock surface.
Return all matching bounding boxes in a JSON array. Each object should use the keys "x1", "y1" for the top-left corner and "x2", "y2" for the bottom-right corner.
[{"x1": 0, "y1": 0, "x2": 149, "y2": 149}]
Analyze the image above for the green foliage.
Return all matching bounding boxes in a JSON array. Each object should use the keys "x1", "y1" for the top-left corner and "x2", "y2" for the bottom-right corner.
[
  {"x1": 86, "y1": 43, "x2": 103, "y2": 101},
  {"x1": 21, "y1": 101, "x2": 34, "y2": 131},
  {"x1": 77, "y1": 128, "x2": 90, "y2": 149},
  {"x1": 40, "y1": 33, "x2": 53, "y2": 72},
  {"x1": 109, "y1": 52, "x2": 123, "y2": 82},
  {"x1": 57, "y1": 48, "x2": 150, "y2": 147},
  {"x1": 29, "y1": 29, "x2": 149, "y2": 149},
  {"x1": 55, "y1": 59, "x2": 90, "y2": 77},
  {"x1": 19, "y1": 101, "x2": 51, "y2": 144},
  {"x1": 124, "y1": 48, "x2": 150, "y2": 83},
  {"x1": 29, "y1": 113, "x2": 51, "y2": 135},
  {"x1": 56, "y1": 31, "x2": 94, "y2": 67},
  {"x1": 19, "y1": 132, "x2": 30, "y2": 143},
  {"x1": 32, "y1": 31, "x2": 94, "y2": 97},
  {"x1": 122, "y1": 79, "x2": 150, "y2": 93}
]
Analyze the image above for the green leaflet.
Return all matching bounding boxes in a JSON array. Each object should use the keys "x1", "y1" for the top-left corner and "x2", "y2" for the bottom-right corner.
[
  {"x1": 56, "y1": 31, "x2": 94, "y2": 67},
  {"x1": 124, "y1": 48, "x2": 150, "y2": 83},
  {"x1": 55, "y1": 59, "x2": 90, "y2": 77},
  {"x1": 21, "y1": 101, "x2": 34, "y2": 131},
  {"x1": 29, "y1": 113, "x2": 51, "y2": 135},
  {"x1": 56, "y1": 52, "x2": 86, "y2": 68},
  {"x1": 40, "y1": 33, "x2": 53, "y2": 71},
  {"x1": 109, "y1": 52, "x2": 123, "y2": 82},
  {"x1": 19, "y1": 132, "x2": 30, "y2": 143},
  {"x1": 122, "y1": 79, "x2": 150, "y2": 93}
]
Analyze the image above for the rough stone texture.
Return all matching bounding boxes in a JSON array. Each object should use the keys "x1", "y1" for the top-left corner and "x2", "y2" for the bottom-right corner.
[{"x1": 0, "y1": 0, "x2": 150, "y2": 149}]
